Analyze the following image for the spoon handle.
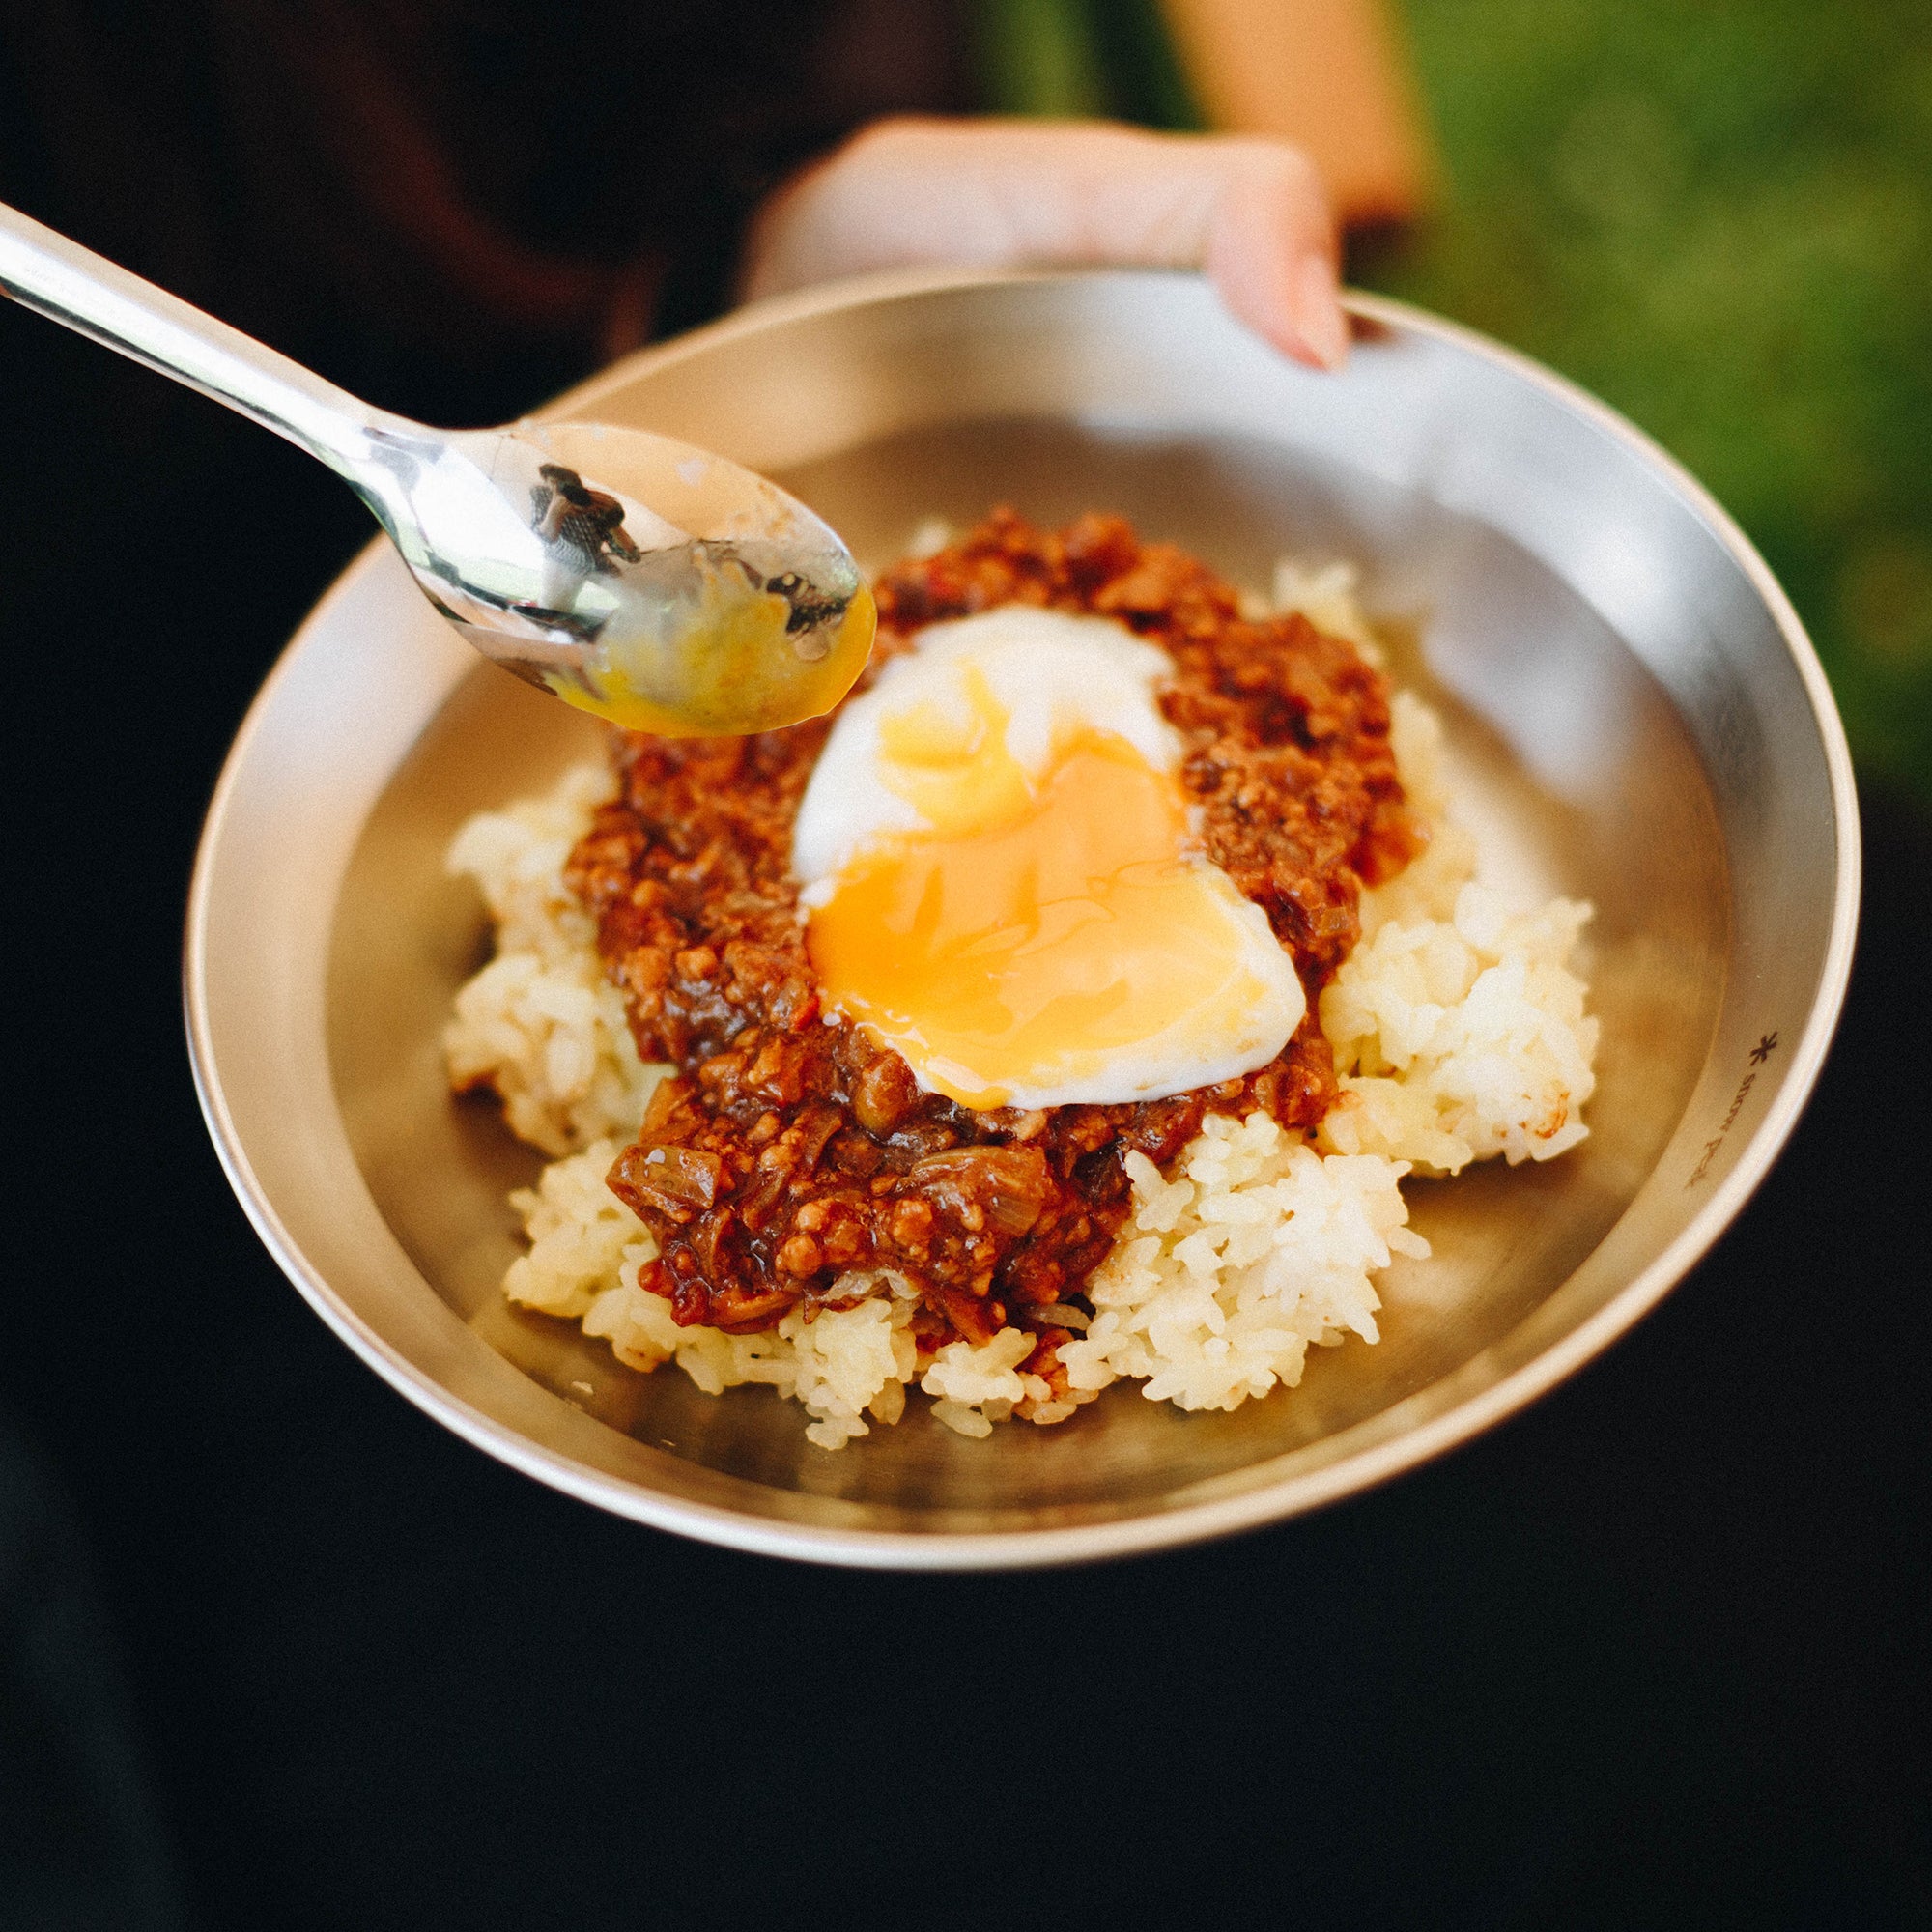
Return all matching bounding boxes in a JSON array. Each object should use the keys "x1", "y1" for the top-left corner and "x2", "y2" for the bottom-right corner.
[{"x1": 0, "y1": 199, "x2": 411, "y2": 475}]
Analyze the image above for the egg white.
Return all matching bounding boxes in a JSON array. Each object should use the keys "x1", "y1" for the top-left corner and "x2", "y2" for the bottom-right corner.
[
  {"x1": 792, "y1": 606, "x2": 1307, "y2": 1108},
  {"x1": 793, "y1": 607, "x2": 1181, "y2": 887}
]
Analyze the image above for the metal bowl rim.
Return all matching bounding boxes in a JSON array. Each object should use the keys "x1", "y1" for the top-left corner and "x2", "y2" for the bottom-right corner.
[{"x1": 184, "y1": 266, "x2": 1861, "y2": 1569}]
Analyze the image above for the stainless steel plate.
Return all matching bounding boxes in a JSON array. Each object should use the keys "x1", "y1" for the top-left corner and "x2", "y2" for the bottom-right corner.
[{"x1": 185, "y1": 269, "x2": 1858, "y2": 1567}]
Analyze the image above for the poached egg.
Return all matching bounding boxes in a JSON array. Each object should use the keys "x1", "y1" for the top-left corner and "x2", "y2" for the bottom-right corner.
[{"x1": 792, "y1": 606, "x2": 1306, "y2": 1111}]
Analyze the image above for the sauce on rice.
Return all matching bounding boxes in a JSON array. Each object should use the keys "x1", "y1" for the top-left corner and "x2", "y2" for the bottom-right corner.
[{"x1": 563, "y1": 511, "x2": 1424, "y2": 1363}]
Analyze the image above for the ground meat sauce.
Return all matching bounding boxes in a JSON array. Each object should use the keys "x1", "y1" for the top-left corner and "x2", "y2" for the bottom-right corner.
[{"x1": 565, "y1": 511, "x2": 1424, "y2": 1360}]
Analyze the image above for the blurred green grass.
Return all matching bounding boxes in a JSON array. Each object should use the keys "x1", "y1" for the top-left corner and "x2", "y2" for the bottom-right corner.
[
  {"x1": 1363, "y1": 0, "x2": 1932, "y2": 799},
  {"x1": 975, "y1": 0, "x2": 1932, "y2": 797}
]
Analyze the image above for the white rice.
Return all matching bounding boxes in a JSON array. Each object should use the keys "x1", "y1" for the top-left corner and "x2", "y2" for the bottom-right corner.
[
  {"x1": 1057, "y1": 1116, "x2": 1424, "y2": 1411},
  {"x1": 441, "y1": 565, "x2": 1599, "y2": 1446},
  {"x1": 442, "y1": 763, "x2": 664, "y2": 1157},
  {"x1": 1315, "y1": 689, "x2": 1599, "y2": 1175}
]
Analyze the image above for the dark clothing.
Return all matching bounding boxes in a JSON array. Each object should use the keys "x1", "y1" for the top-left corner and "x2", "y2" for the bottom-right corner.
[
  {"x1": 0, "y1": 0, "x2": 968, "y2": 424},
  {"x1": 0, "y1": 1420, "x2": 182, "y2": 1930}
]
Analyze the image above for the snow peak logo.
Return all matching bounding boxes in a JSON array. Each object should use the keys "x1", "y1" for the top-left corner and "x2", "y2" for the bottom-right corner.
[{"x1": 1686, "y1": 1034, "x2": 1779, "y2": 1187}]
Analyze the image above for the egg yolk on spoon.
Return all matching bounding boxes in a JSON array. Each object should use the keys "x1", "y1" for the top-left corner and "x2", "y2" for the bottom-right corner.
[
  {"x1": 553, "y1": 568, "x2": 877, "y2": 738},
  {"x1": 794, "y1": 608, "x2": 1307, "y2": 1111}
]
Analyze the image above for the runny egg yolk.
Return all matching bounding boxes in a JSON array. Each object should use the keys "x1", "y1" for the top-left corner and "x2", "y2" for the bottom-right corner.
[
  {"x1": 554, "y1": 574, "x2": 877, "y2": 738},
  {"x1": 799, "y1": 614, "x2": 1307, "y2": 1111}
]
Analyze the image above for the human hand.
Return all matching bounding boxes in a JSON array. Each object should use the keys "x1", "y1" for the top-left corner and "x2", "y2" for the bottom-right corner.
[{"x1": 739, "y1": 117, "x2": 1348, "y2": 371}]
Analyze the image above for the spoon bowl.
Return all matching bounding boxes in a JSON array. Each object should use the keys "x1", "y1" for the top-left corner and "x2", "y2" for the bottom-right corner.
[{"x1": 360, "y1": 415, "x2": 873, "y2": 733}]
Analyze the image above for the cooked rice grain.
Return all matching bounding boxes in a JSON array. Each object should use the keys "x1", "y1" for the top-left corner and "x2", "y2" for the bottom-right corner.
[
  {"x1": 1058, "y1": 1114, "x2": 1426, "y2": 1411},
  {"x1": 1318, "y1": 887, "x2": 1598, "y2": 1173},
  {"x1": 442, "y1": 765, "x2": 667, "y2": 1156}
]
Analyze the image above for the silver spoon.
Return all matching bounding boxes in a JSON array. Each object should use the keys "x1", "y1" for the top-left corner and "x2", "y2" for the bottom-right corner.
[{"x1": 0, "y1": 200, "x2": 875, "y2": 735}]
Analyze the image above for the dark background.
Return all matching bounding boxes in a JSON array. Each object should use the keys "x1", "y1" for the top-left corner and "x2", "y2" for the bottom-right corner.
[{"x1": 2, "y1": 3, "x2": 1928, "y2": 1925}]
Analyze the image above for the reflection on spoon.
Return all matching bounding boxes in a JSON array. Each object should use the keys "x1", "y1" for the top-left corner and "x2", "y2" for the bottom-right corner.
[
  {"x1": 379, "y1": 416, "x2": 876, "y2": 735},
  {"x1": 0, "y1": 199, "x2": 875, "y2": 736}
]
